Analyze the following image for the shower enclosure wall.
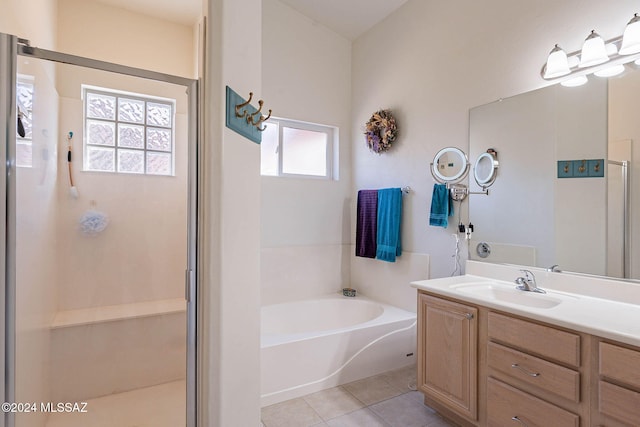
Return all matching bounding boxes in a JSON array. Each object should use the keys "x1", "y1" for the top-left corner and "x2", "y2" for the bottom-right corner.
[{"x1": 1, "y1": 34, "x2": 198, "y2": 427}]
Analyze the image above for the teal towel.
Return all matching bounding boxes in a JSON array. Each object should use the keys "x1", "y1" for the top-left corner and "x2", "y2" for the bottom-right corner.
[
  {"x1": 429, "y1": 184, "x2": 453, "y2": 227},
  {"x1": 376, "y1": 188, "x2": 402, "y2": 262}
]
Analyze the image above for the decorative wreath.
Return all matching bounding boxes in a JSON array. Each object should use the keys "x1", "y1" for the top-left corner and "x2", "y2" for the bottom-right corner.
[{"x1": 365, "y1": 109, "x2": 398, "y2": 154}]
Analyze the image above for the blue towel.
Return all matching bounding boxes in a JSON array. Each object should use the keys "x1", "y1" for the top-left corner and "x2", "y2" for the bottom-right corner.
[
  {"x1": 355, "y1": 190, "x2": 378, "y2": 258},
  {"x1": 376, "y1": 188, "x2": 402, "y2": 262},
  {"x1": 429, "y1": 184, "x2": 453, "y2": 228}
]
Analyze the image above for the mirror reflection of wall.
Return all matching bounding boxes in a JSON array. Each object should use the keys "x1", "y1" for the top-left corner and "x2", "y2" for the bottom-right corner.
[{"x1": 468, "y1": 77, "x2": 622, "y2": 277}]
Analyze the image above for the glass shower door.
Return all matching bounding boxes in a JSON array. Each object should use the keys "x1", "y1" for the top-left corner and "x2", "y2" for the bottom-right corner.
[{"x1": 2, "y1": 34, "x2": 197, "y2": 427}]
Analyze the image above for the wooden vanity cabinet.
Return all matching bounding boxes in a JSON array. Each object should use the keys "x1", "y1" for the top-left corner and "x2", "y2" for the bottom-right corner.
[
  {"x1": 417, "y1": 293, "x2": 478, "y2": 423},
  {"x1": 486, "y1": 312, "x2": 584, "y2": 427},
  {"x1": 595, "y1": 341, "x2": 640, "y2": 426},
  {"x1": 417, "y1": 290, "x2": 640, "y2": 427}
]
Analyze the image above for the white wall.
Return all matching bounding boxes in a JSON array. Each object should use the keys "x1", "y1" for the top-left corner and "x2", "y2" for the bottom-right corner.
[
  {"x1": 54, "y1": 66, "x2": 188, "y2": 310},
  {"x1": 57, "y1": 0, "x2": 196, "y2": 78},
  {"x1": 261, "y1": 0, "x2": 352, "y2": 304},
  {"x1": 202, "y1": 0, "x2": 262, "y2": 425},
  {"x1": 351, "y1": 0, "x2": 640, "y2": 281},
  {"x1": 0, "y1": 0, "x2": 58, "y2": 49}
]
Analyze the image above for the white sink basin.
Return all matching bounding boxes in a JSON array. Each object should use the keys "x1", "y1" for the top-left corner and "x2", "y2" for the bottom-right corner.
[{"x1": 452, "y1": 284, "x2": 564, "y2": 309}]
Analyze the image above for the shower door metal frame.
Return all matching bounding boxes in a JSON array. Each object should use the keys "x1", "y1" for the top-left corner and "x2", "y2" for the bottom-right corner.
[
  {"x1": 0, "y1": 32, "x2": 17, "y2": 427},
  {"x1": 608, "y1": 159, "x2": 630, "y2": 278},
  {"x1": 0, "y1": 33, "x2": 199, "y2": 427}
]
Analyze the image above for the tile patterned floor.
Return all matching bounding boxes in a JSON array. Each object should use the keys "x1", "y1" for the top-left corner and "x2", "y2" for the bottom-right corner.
[{"x1": 261, "y1": 365, "x2": 457, "y2": 427}]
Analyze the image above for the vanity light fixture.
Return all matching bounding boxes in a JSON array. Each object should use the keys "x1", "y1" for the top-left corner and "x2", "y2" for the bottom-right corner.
[
  {"x1": 579, "y1": 30, "x2": 609, "y2": 68},
  {"x1": 543, "y1": 44, "x2": 570, "y2": 78},
  {"x1": 542, "y1": 13, "x2": 640, "y2": 85},
  {"x1": 619, "y1": 13, "x2": 640, "y2": 55}
]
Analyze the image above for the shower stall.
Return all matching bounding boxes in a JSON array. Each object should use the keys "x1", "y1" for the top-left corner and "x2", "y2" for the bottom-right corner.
[{"x1": 0, "y1": 33, "x2": 198, "y2": 427}]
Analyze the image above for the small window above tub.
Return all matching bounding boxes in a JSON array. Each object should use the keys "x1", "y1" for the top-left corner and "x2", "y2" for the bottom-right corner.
[
  {"x1": 82, "y1": 86, "x2": 176, "y2": 176},
  {"x1": 260, "y1": 117, "x2": 338, "y2": 179}
]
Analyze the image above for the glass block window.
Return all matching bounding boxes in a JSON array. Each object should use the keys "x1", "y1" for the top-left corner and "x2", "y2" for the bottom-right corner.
[
  {"x1": 260, "y1": 117, "x2": 336, "y2": 179},
  {"x1": 16, "y1": 78, "x2": 34, "y2": 168},
  {"x1": 83, "y1": 86, "x2": 175, "y2": 175}
]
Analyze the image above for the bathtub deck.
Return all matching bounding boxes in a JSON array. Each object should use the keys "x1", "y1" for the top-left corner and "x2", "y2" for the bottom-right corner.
[{"x1": 44, "y1": 380, "x2": 185, "y2": 427}]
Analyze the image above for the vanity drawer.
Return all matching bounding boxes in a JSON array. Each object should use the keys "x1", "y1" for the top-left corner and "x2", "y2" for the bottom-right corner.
[
  {"x1": 599, "y1": 342, "x2": 640, "y2": 390},
  {"x1": 488, "y1": 312, "x2": 580, "y2": 367},
  {"x1": 599, "y1": 380, "x2": 640, "y2": 426},
  {"x1": 487, "y1": 377, "x2": 579, "y2": 427},
  {"x1": 488, "y1": 342, "x2": 580, "y2": 402}
]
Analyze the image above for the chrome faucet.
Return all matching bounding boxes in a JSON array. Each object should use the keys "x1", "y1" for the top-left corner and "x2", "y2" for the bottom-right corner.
[
  {"x1": 547, "y1": 264, "x2": 561, "y2": 273},
  {"x1": 514, "y1": 270, "x2": 546, "y2": 294}
]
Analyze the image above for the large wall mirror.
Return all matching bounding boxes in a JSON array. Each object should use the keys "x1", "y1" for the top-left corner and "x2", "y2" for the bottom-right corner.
[{"x1": 469, "y1": 69, "x2": 639, "y2": 281}]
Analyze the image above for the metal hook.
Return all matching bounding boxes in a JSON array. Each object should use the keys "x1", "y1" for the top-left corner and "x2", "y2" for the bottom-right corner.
[
  {"x1": 256, "y1": 109, "x2": 272, "y2": 131},
  {"x1": 247, "y1": 100, "x2": 264, "y2": 125},
  {"x1": 235, "y1": 92, "x2": 253, "y2": 118}
]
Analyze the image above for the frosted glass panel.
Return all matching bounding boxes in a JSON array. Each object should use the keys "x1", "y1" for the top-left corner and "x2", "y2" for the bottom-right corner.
[
  {"x1": 147, "y1": 152, "x2": 172, "y2": 175},
  {"x1": 260, "y1": 122, "x2": 279, "y2": 176},
  {"x1": 87, "y1": 93, "x2": 116, "y2": 120},
  {"x1": 282, "y1": 127, "x2": 327, "y2": 176},
  {"x1": 147, "y1": 102, "x2": 172, "y2": 127},
  {"x1": 87, "y1": 146, "x2": 115, "y2": 171},
  {"x1": 118, "y1": 98, "x2": 145, "y2": 123},
  {"x1": 87, "y1": 120, "x2": 115, "y2": 146},
  {"x1": 118, "y1": 124, "x2": 144, "y2": 148},
  {"x1": 16, "y1": 142, "x2": 32, "y2": 168},
  {"x1": 147, "y1": 128, "x2": 172, "y2": 152},
  {"x1": 118, "y1": 149, "x2": 144, "y2": 174}
]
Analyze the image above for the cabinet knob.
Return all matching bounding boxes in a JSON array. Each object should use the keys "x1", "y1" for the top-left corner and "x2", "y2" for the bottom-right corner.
[
  {"x1": 511, "y1": 363, "x2": 540, "y2": 377},
  {"x1": 511, "y1": 416, "x2": 530, "y2": 426},
  {"x1": 465, "y1": 313, "x2": 474, "y2": 320}
]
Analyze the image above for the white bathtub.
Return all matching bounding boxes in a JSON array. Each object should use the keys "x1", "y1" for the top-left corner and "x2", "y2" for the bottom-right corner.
[{"x1": 261, "y1": 294, "x2": 417, "y2": 406}]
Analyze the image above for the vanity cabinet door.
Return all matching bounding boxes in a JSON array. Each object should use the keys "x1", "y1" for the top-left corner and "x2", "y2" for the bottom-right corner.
[
  {"x1": 597, "y1": 342, "x2": 640, "y2": 426},
  {"x1": 417, "y1": 293, "x2": 478, "y2": 421}
]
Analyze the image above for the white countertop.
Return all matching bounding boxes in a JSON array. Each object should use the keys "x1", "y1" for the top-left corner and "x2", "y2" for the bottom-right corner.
[{"x1": 411, "y1": 270, "x2": 640, "y2": 348}]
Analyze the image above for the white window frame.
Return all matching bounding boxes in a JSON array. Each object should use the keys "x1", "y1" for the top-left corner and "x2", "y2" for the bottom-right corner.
[
  {"x1": 261, "y1": 117, "x2": 337, "y2": 180},
  {"x1": 82, "y1": 85, "x2": 176, "y2": 176}
]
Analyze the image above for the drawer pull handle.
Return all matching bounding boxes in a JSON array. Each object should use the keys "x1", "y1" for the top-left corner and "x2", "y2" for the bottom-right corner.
[
  {"x1": 511, "y1": 363, "x2": 540, "y2": 377},
  {"x1": 465, "y1": 313, "x2": 474, "y2": 320},
  {"x1": 511, "y1": 416, "x2": 529, "y2": 426}
]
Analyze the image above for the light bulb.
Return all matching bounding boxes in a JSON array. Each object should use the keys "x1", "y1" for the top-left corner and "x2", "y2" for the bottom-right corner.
[
  {"x1": 594, "y1": 64, "x2": 625, "y2": 77},
  {"x1": 561, "y1": 75, "x2": 589, "y2": 87}
]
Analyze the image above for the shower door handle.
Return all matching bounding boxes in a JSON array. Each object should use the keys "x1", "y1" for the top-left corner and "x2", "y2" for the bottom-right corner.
[{"x1": 185, "y1": 269, "x2": 195, "y2": 302}]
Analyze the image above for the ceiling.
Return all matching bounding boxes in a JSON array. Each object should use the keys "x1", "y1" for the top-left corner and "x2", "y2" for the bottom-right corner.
[
  {"x1": 93, "y1": 0, "x2": 202, "y2": 26},
  {"x1": 278, "y1": 0, "x2": 409, "y2": 40},
  {"x1": 94, "y1": 0, "x2": 408, "y2": 40}
]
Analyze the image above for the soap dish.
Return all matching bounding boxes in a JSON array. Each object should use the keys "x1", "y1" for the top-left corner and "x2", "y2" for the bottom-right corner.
[{"x1": 342, "y1": 288, "x2": 356, "y2": 297}]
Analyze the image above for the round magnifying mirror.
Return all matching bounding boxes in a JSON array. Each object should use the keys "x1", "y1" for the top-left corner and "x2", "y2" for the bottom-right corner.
[
  {"x1": 431, "y1": 147, "x2": 470, "y2": 183},
  {"x1": 473, "y1": 149, "x2": 499, "y2": 188}
]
